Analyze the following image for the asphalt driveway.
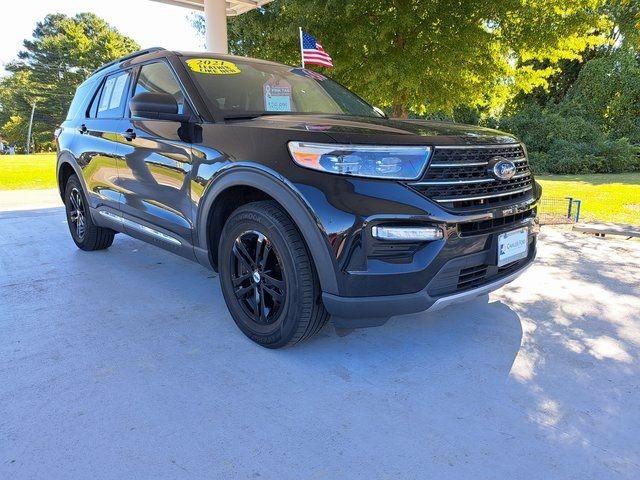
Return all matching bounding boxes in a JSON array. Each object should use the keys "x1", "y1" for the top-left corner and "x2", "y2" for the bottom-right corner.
[{"x1": 1, "y1": 202, "x2": 639, "y2": 479}]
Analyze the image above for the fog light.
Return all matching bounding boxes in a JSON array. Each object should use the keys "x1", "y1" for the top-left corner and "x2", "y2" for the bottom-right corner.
[{"x1": 371, "y1": 225, "x2": 444, "y2": 242}]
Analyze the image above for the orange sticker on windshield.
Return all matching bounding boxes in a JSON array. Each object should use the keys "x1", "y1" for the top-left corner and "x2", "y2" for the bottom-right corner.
[{"x1": 186, "y1": 59, "x2": 240, "y2": 75}]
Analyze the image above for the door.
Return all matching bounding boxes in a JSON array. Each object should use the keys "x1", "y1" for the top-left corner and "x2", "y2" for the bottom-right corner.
[
  {"x1": 117, "y1": 61, "x2": 195, "y2": 249},
  {"x1": 78, "y1": 70, "x2": 132, "y2": 211}
]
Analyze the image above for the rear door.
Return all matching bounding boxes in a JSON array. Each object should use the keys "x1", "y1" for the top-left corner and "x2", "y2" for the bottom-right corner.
[
  {"x1": 79, "y1": 70, "x2": 132, "y2": 211},
  {"x1": 117, "y1": 60, "x2": 195, "y2": 250}
]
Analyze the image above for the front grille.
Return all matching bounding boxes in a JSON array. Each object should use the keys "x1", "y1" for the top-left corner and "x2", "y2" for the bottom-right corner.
[
  {"x1": 457, "y1": 265, "x2": 489, "y2": 289},
  {"x1": 409, "y1": 144, "x2": 534, "y2": 209},
  {"x1": 455, "y1": 260, "x2": 526, "y2": 291},
  {"x1": 458, "y1": 208, "x2": 536, "y2": 236},
  {"x1": 426, "y1": 237, "x2": 536, "y2": 297},
  {"x1": 369, "y1": 239, "x2": 422, "y2": 261}
]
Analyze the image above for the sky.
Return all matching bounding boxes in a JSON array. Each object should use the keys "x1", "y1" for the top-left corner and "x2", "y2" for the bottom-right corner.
[{"x1": 0, "y1": 0, "x2": 205, "y2": 75}]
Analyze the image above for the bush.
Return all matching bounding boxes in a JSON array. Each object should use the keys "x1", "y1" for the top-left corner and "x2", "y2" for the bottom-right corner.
[
  {"x1": 500, "y1": 103, "x2": 640, "y2": 174},
  {"x1": 525, "y1": 140, "x2": 639, "y2": 174},
  {"x1": 499, "y1": 51, "x2": 640, "y2": 174}
]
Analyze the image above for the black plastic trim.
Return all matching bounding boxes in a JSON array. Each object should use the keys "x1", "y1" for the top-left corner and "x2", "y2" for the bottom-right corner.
[
  {"x1": 324, "y1": 246, "x2": 536, "y2": 328},
  {"x1": 195, "y1": 165, "x2": 340, "y2": 295}
]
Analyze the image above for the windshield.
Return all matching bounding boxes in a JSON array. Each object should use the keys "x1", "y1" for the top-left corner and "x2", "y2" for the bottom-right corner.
[{"x1": 183, "y1": 57, "x2": 382, "y2": 119}]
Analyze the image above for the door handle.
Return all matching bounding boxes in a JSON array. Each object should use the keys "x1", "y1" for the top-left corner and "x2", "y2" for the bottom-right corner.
[
  {"x1": 78, "y1": 124, "x2": 87, "y2": 134},
  {"x1": 122, "y1": 129, "x2": 136, "y2": 141}
]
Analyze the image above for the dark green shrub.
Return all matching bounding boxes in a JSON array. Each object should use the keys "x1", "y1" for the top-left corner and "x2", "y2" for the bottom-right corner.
[{"x1": 499, "y1": 51, "x2": 640, "y2": 174}]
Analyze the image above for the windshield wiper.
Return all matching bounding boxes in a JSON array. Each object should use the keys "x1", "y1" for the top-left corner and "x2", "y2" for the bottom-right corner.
[{"x1": 223, "y1": 111, "x2": 294, "y2": 120}]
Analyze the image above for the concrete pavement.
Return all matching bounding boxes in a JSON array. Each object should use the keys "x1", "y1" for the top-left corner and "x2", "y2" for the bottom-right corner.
[
  {"x1": 1, "y1": 204, "x2": 639, "y2": 479},
  {"x1": 0, "y1": 188, "x2": 61, "y2": 211}
]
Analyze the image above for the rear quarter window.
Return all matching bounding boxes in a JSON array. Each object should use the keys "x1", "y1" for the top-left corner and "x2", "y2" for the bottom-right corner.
[{"x1": 66, "y1": 81, "x2": 97, "y2": 120}]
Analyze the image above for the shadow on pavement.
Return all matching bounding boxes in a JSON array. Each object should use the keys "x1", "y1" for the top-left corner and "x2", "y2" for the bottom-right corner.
[{"x1": 1, "y1": 209, "x2": 638, "y2": 479}]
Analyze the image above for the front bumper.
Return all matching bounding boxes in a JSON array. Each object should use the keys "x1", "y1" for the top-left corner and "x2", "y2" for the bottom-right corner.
[
  {"x1": 323, "y1": 246, "x2": 535, "y2": 329},
  {"x1": 290, "y1": 171, "x2": 541, "y2": 327}
]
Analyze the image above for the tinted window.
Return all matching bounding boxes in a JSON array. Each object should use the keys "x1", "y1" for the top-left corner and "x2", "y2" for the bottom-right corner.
[
  {"x1": 184, "y1": 57, "x2": 381, "y2": 118},
  {"x1": 66, "y1": 80, "x2": 96, "y2": 120},
  {"x1": 91, "y1": 71, "x2": 130, "y2": 119},
  {"x1": 133, "y1": 62, "x2": 186, "y2": 115}
]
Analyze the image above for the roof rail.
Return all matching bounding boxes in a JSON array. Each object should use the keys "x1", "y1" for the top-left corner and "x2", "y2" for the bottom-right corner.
[{"x1": 91, "y1": 47, "x2": 166, "y2": 75}]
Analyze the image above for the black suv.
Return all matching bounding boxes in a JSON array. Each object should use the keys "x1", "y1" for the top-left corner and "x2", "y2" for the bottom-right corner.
[{"x1": 56, "y1": 48, "x2": 540, "y2": 348}]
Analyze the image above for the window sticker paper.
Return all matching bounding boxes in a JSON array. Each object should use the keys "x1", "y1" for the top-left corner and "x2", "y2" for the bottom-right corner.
[
  {"x1": 263, "y1": 78, "x2": 293, "y2": 112},
  {"x1": 186, "y1": 59, "x2": 241, "y2": 75}
]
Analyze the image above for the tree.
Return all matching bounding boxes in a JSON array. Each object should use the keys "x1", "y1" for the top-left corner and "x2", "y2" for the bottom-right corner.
[
  {"x1": 0, "y1": 13, "x2": 139, "y2": 150},
  {"x1": 497, "y1": 0, "x2": 640, "y2": 174},
  {"x1": 193, "y1": 0, "x2": 609, "y2": 117}
]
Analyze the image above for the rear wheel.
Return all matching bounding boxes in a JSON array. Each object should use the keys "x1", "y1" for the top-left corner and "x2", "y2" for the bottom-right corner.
[
  {"x1": 218, "y1": 201, "x2": 329, "y2": 348},
  {"x1": 64, "y1": 175, "x2": 115, "y2": 251}
]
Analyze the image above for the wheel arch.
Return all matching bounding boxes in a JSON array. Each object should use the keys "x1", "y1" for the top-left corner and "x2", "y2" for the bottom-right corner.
[
  {"x1": 196, "y1": 166, "x2": 340, "y2": 296},
  {"x1": 56, "y1": 151, "x2": 87, "y2": 200}
]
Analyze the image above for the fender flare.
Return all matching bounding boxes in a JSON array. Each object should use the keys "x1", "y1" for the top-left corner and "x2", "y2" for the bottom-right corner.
[
  {"x1": 56, "y1": 151, "x2": 106, "y2": 226},
  {"x1": 56, "y1": 151, "x2": 87, "y2": 199},
  {"x1": 196, "y1": 165, "x2": 340, "y2": 295}
]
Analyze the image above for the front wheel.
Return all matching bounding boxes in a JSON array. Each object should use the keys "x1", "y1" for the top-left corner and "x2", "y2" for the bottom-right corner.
[
  {"x1": 218, "y1": 201, "x2": 329, "y2": 348},
  {"x1": 64, "y1": 175, "x2": 115, "y2": 251}
]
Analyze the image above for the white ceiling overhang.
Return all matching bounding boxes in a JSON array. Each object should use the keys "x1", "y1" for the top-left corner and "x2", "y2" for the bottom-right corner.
[{"x1": 149, "y1": 0, "x2": 273, "y2": 16}]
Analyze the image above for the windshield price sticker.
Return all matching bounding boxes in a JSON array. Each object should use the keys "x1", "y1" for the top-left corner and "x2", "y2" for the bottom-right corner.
[
  {"x1": 186, "y1": 59, "x2": 241, "y2": 75},
  {"x1": 264, "y1": 79, "x2": 293, "y2": 112}
]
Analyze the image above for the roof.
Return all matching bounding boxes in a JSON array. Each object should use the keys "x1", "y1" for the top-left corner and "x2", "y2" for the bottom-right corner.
[
  {"x1": 87, "y1": 47, "x2": 287, "y2": 81},
  {"x1": 173, "y1": 50, "x2": 285, "y2": 67},
  {"x1": 148, "y1": 0, "x2": 273, "y2": 16}
]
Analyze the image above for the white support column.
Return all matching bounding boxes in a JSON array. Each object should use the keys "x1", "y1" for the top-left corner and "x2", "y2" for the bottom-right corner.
[{"x1": 203, "y1": 0, "x2": 228, "y2": 53}]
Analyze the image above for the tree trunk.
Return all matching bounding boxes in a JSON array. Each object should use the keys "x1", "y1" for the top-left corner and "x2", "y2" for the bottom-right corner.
[{"x1": 392, "y1": 102, "x2": 409, "y2": 118}]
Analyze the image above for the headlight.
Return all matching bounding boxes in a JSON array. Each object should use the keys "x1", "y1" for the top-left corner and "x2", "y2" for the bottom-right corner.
[{"x1": 287, "y1": 142, "x2": 432, "y2": 180}]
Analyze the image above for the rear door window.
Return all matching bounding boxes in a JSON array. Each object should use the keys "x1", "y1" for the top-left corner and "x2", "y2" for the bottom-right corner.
[{"x1": 90, "y1": 70, "x2": 131, "y2": 119}]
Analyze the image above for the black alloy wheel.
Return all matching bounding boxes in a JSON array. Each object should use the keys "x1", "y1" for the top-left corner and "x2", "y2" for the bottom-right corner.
[
  {"x1": 64, "y1": 174, "x2": 115, "y2": 251},
  {"x1": 68, "y1": 187, "x2": 86, "y2": 241},
  {"x1": 219, "y1": 201, "x2": 329, "y2": 348},
  {"x1": 231, "y1": 230, "x2": 286, "y2": 325}
]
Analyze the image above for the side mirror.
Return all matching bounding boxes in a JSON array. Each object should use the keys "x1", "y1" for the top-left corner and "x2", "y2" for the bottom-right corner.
[
  {"x1": 130, "y1": 92, "x2": 190, "y2": 122},
  {"x1": 373, "y1": 106, "x2": 387, "y2": 118}
]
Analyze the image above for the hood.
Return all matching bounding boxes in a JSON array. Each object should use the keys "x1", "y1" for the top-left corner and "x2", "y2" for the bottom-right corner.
[{"x1": 231, "y1": 114, "x2": 518, "y2": 147}]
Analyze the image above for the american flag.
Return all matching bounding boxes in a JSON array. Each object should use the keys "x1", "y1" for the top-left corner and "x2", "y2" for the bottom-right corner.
[
  {"x1": 290, "y1": 67, "x2": 328, "y2": 82},
  {"x1": 301, "y1": 30, "x2": 333, "y2": 68}
]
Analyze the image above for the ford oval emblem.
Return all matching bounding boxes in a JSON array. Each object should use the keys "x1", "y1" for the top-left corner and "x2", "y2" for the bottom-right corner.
[{"x1": 490, "y1": 157, "x2": 517, "y2": 180}]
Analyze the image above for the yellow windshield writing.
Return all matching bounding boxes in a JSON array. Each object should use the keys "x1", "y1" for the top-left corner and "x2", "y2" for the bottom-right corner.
[{"x1": 186, "y1": 59, "x2": 241, "y2": 75}]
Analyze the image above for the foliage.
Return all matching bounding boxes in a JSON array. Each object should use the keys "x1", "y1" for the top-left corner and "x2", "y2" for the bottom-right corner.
[
  {"x1": 562, "y1": 50, "x2": 640, "y2": 144},
  {"x1": 193, "y1": 0, "x2": 608, "y2": 117},
  {"x1": 604, "y1": 0, "x2": 640, "y2": 50},
  {"x1": 500, "y1": 49, "x2": 640, "y2": 174},
  {"x1": 0, "y1": 13, "x2": 139, "y2": 150}
]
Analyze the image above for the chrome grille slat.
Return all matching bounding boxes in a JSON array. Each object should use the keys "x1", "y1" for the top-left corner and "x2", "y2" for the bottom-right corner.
[
  {"x1": 434, "y1": 144, "x2": 522, "y2": 149},
  {"x1": 410, "y1": 171, "x2": 531, "y2": 186},
  {"x1": 412, "y1": 178, "x2": 496, "y2": 186},
  {"x1": 429, "y1": 162, "x2": 489, "y2": 167},
  {"x1": 429, "y1": 156, "x2": 527, "y2": 168},
  {"x1": 409, "y1": 144, "x2": 534, "y2": 209},
  {"x1": 433, "y1": 186, "x2": 533, "y2": 203}
]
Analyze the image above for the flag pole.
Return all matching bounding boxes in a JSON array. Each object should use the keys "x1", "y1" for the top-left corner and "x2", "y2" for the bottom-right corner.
[{"x1": 298, "y1": 27, "x2": 305, "y2": 68}]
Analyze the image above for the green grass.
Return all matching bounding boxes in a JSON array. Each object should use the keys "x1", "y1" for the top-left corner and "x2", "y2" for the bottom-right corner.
[
  {"x1": 537, "y1": 173, "x2": 640, "y2": 225},
  {"x1": 0, "y1": 153, "x2": 57, "y2": 190},
  {"x1": 1, "y1": 153, "x2": 638, "y2": 224}
]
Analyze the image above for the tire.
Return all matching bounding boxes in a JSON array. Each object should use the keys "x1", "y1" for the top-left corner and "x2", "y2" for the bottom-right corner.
[
  {"x1": 218, "y1": 201, "x2": 329, "y2": 348},
  {"x1": 64, "y1": 175, "x2": 115, "y2": 251}
]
